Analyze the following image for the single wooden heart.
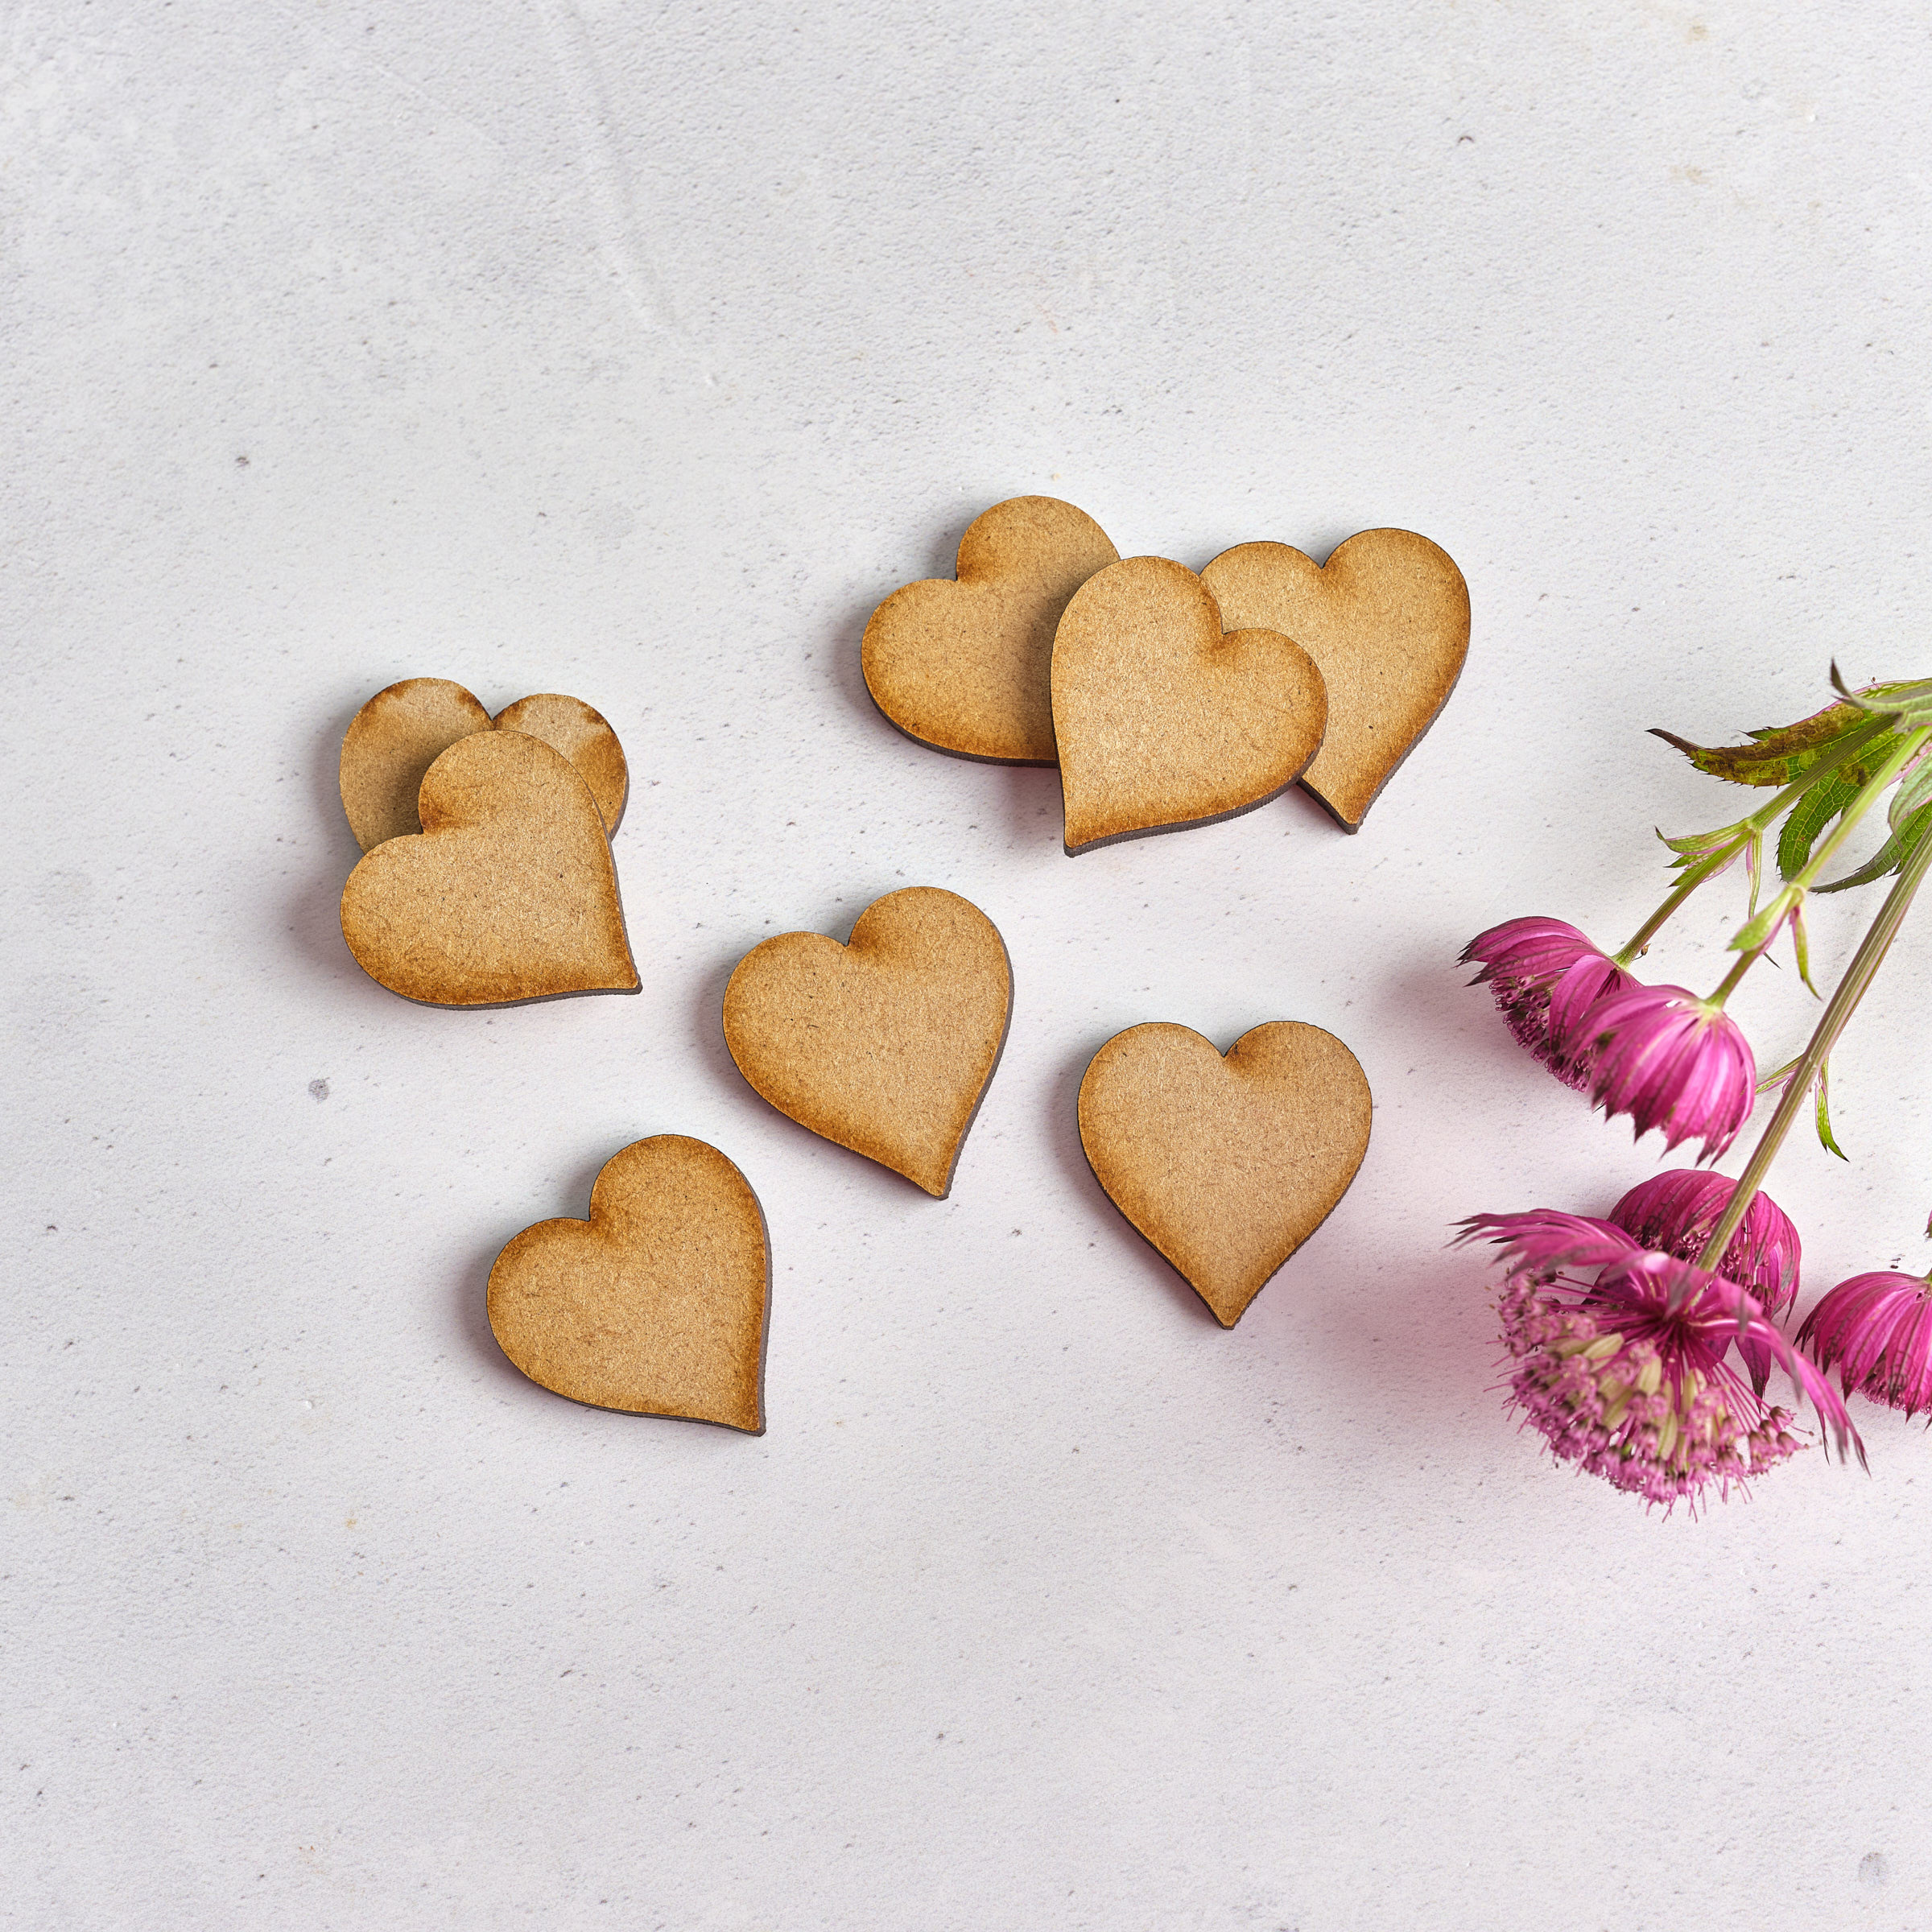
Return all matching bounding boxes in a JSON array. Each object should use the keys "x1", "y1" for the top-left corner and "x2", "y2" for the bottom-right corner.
[
  {"x1": 340, "y1": 678, "x2": 628, "y2": 849},
  {"x1": 1049, "y1": 556, "x2": 1328, "y2": 855},
  {"x1": 1199, "y1": 530, "x2": 1469, "y2": 831},
  {"x1": 340, "y1": 730, "x2": 639, "y2": 1006},
  {"x1": 862, "y1": 496, "x2": 1121, "y2": 765},
  {"x1": 1078, "y1": 1021, "x2": 1372, "y2": 1327},
  {"x1": 487, "y1": 1135, "x2": 770, "y2": 1431},
  {"x1": 722, "y1": 887, "x2": 1012, "y2": 1197}
]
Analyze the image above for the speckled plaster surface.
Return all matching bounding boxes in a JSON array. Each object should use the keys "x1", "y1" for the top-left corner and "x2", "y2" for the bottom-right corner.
[{"x1": 6, "y1": 3, "x2": 1932, "y2": 1926}]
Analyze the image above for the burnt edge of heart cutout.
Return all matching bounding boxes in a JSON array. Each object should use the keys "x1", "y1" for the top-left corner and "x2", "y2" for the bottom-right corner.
[
  {"x1": 1060, "y1": 687, "x2": 1323, "y2": 857},
  {"x1": 1054, "y1": 557, "x2": 1327, "y2": 857},
  {"x1": 340, "y1": 734, "x2": 641, "y2": 1011},
  {"x1": 923, "y1": 932, "x2": 1013, "y2": 1199},
  {"x1": 1076, "y1": 1022, "x2": 1371, "y2": 1327},
  {"x1": 862, "y1": 659, "x2": 1055, "y2": 770},
  {"x1": 486, "y1": 1137, "x2": 772, "y2": 1433},
  {"x1": 1296, "y1": 631, "x2": 1466, "y2": 836},
  {"x1": 720, "y1": 890, "x2": 1015, "y2": 1199}
]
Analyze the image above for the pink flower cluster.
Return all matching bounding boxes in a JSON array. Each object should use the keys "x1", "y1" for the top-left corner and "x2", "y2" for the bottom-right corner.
[
  {"x1": 1463, "y1": 907, "x2": 1925, "y2": 1509},
  {"x1": 1462, "y1": 1203, "x2": 1857, "y2": 1512},
  {"x1": 1463, "y1": 919, "x2": 1754, "y2": 1159}
]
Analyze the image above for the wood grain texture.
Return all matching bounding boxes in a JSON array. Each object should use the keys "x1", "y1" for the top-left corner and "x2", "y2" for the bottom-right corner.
[
  {"x1": 487, "y1": 1135, "x2": 770, "y2": 1432},
  {"x1": 722, "y1": 887, "x2": 1012, "y2": 1197},
  {"x1": 340, "y1": 678, "x2": 629, "y2": 848},
  {"x1": 339, "y1": 730, "x2": 640, "y2": 1006},
  {"x1": 1199, "y1": 530, "x2": 1469, "y2": 830},
  {"x1": 1050, "y1": 556, "x2": 1328, "y2": 855},
  {"x1": 1078, "y1": 1021, "x2": 1372, "y2": 1327},
  {"x1": 491, "y1": 692, "x2": 628, "y2": 835},
  {"x1": 861, "y1": 496, "x2": 1120, "y2": 764}
]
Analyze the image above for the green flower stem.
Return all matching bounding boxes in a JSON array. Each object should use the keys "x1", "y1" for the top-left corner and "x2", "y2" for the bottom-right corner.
[
  {"x1": 1613, "y1": 715, "x2": 1897, "y2": 965},
  {"x1": 1616, "y1": 863, "x2": 1723, "y2": 965},
  {"x1": 1696, "y1": 819, "x2": 1932, "y2": 1269},
  {"x1": 1708, "y1": 947, "x2": 1760, "y2": 1006}
]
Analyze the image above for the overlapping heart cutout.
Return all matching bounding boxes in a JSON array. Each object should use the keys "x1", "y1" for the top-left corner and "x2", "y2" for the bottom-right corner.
[
  {"x1": 340, "y1": 677, "x2": 628, "y2": 851},
  {"x1": 1051, "y1": 557, "x2": 1328, "y2": 854},
  {"x1": 861, "y1": 499, "x2": 1468, "y2": 842},
  {"x1": 340, "y1": 729, "x2": 638, "y2": 1006}
]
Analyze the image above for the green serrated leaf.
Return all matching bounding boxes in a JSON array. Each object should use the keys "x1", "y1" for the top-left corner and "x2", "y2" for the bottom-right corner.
[
  {"x1": 1817, "y1": 799, "x2": 1932, "y2": 894},
  {"x1": 1815, "y1": 1061, "x2": 1848, "y2": 1160},
  {"x1": 1652, "y1": 704, "x2": 1864, "y2": 786},
  {"x1": 1651, "y1": 695, "x2": 1911, "y2": 788},
  {"x1": 1777, "y1": 775, "x2": 1856, "y2": 880}
]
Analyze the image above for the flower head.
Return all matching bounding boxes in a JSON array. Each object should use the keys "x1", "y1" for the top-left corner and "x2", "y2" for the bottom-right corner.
[
  {"x1": 1798, "y1": 1270, "x2": 1932, "y2": 1418},
  {"x1": 1609, "y1": 1170, "x2": 1801, "y2": 1393},
  {"x1": 1582, "y1": 984, "x2": 1757, "y2": 1161},
  {"x1": 1460, "y1": 918, "x2": 1635, "y2": 1091},
  {"x1": 1459, "y1": 1209, "x2": 1859, "y2": 1510}
]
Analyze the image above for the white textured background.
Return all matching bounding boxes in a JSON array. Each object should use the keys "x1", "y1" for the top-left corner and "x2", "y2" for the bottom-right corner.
[{"x1": 6, "y1": 2, "x2": 1932, "y2": 1926}]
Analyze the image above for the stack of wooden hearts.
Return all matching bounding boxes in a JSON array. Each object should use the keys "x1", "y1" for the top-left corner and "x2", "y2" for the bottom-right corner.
[
  {"x1": 337, "y1": 679, "x2": 639, "y2": 1006},
  {"x1": 860, "y1": 497, "x2": 1471, "y2": 851}
]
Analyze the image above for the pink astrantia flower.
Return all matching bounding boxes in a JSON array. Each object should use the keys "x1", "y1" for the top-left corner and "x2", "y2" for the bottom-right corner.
[
  {"x1": 1581, "y1": 984, "x2": 1757, "y2": 1161},
  {"x1": 1609, "y1": 1170, "x2": 1802, "y2": 1394},
  {"x1": 1458, "y1": 1209, "x2": 1859, "y2": 1511},
  {"x1": 1798, "y1": 1271, "x2": 1932, "y2": 1419},
  {"x1": 1460, "y1": 918, "x2": 1635, "y2": 1091}
]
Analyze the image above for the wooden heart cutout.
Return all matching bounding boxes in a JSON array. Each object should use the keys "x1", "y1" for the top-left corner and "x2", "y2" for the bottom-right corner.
[
  {"x1": 340, "y1": 678, "x2": 628, "y2": 850},
  {"x1": 1078, "y1": 1021, "x2": 1372, "y2": 1327},
  {"x1": 340, "y1": 730, "x2": 639, "y2": 1006},
  {"x1": 722, "y1": 887, "x2": 1012, "y2": 1197},
  {"x1": 1050, "y1": 556, "x2": 1328, "y2": 855},
  {"x1": 1199, "y1": 530, "x2": 1468, "y2": 831},
  {"x1": 862, "y1": 497, "x2": 1120, "y2": 765},
  {"x1": 487, "y1": 1136, "x2": 770, "y2": 1431}
]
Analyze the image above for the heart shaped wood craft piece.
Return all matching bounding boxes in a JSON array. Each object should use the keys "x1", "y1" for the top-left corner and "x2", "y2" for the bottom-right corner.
[
  {"x1": 722, "y1": 887, "x2": 1012, "y2": 1197},
  {"x1": 1050, "y1": 557, "x2": 1328, "y2": 855},
  {"x1": 340, "y1": 678, "x2": 628, "y2": 850},
  {"x1": 487, "y1": 1135, "x2": 770, "y2": 1431},
  {"x1": 1078, "y1": 1021, "x2": 1371, "y2": 1327},
  {"x1": 1199, "y1": 530, "x2": 1469, "y2": 831},
  {"x1": 862, "y1": 496, "x2": 1120, "y2": 765},
  {"x1": 340, "y1": 730, "x2": 639, "y2": 1006}
]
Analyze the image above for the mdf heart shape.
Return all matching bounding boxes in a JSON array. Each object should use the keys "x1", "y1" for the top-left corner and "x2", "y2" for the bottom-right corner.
[
  {"x1": 1078, "y1": 1021, "x2": 1371, "y2": 1327},
  {"x1": 722, "y1": 887, "x2": 1012, "y2": 1197},
  {"x1": 1050, "y1": 556, "x2": 1327, "y2": 855},
  {"x1": 862, "y1": 496, "x2": 1120, "y2": 765},
  {"x1": 487, "y1": 1136, "x2": 770, "y2": 1431},
  {"x1": 339, "y1": 730, "x2": 639, "y2": 1006},
  {"x1": 340, "y1": 678, "x2": 628, "y2": 849},
  {"x1": 1199, "y1": 530, "x2": 1469, "y2": 831}
]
